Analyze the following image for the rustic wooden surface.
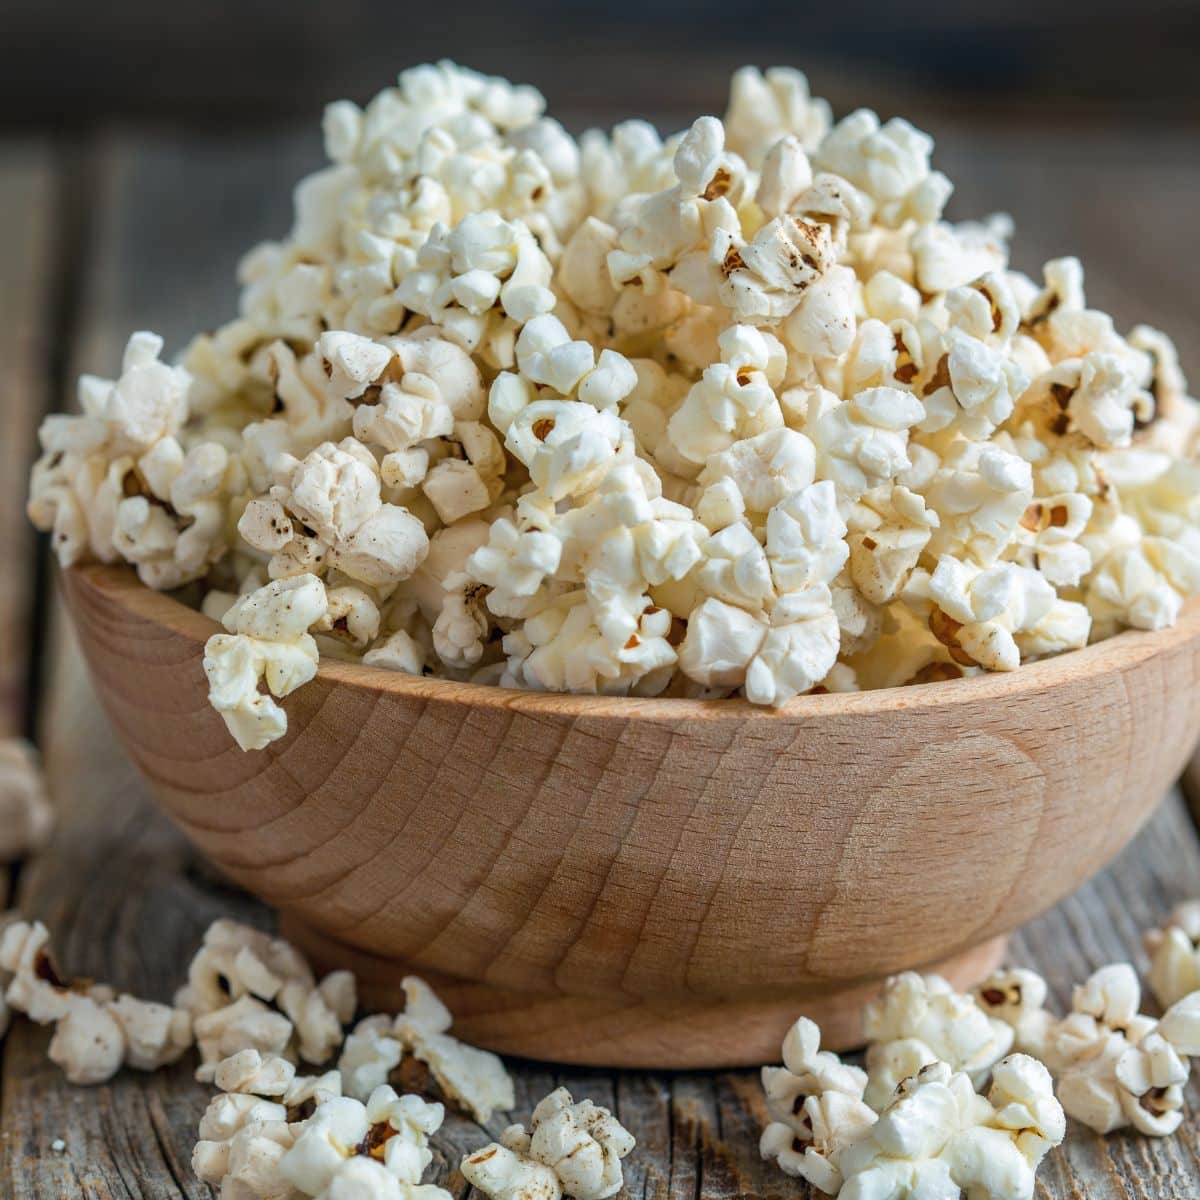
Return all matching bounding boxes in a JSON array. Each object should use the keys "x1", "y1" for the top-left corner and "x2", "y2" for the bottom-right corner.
[{"x1": 1, "y1": 114, "x2": 1198, "y2": 1195}]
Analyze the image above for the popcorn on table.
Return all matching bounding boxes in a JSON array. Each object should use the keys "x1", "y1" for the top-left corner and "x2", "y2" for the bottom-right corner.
[
  {"x1": 0, "y1": 920, "x2": 191, "y2": 1084},
  {"x1": 759, "y1": 1009, "x2": 1064, "y2": 1200},
  {"x1": 976, "y1": 959, "x2": 1200, "y2": 1139},
  {"x1": 461, "y1": 1086, "x2": 635, "y2": 1200},
  {"x1": 25, "y1": 59, "x2": 1200, "y2": 749},
  {"x1": 1145, "y1": 900, "x2": 1200, "y2": 1008},
  {"x1": 339, "y1": 975, "x2": 514, "y2": 1122},
  {"x1": 176, "y1": 917, "x2": 355, "y2": 1079},
  {"x1": 861, "y1": 971, "x2": 1013, "y2": 1111}
]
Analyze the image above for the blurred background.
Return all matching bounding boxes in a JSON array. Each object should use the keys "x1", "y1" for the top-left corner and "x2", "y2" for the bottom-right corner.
[{"x1": 4, "y1": 0, "x2": 1200, "y2": 126}]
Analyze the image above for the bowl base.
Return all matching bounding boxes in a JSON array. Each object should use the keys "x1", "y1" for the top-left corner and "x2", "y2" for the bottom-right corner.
[{"x1": 281, "y1": 916, "x2": 1007, "y2": 1068}]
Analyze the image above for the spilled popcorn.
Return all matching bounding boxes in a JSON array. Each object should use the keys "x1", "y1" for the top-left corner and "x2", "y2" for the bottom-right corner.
[
  {"x1": 0, "y1": 920, "x2": 192, "y2": 1083},
  {"x1": 0, "y1": 913, "x2": 530, "y2": 1197},
  {"x1": 3, "y1": 900, "x2": 1200, "y2": 1194},
  {"x1": 461, "y1": 1088, "x2": 635, "y2": 1200},
  {"x1": 762, "y1": 931, "x2": 1200, "y2": 1198},
  {"x1": 977, "y1": 960, "x2": 1200, "y2": 1136},
  {"x1": 25, "y1": 61, "x2": 1200, "y2": 750}
]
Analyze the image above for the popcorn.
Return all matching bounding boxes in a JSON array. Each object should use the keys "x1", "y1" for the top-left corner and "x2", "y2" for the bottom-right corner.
[
  {"x1": 280, "y1": 1088, "x2": 447, "y2": 1195},
  {"x1": 338, "y1": 975, "x2": 513, "y2": 1123},
  {"x1": 972, "y1": 968, "x2": 1055, "y2": 1060},
  {"x1": 836, "y1": 1057, "x2": 1063, "y2": 1200},
  {"x1": 861, "y1": 972, "x2": 1014, "y2": 1111},
  {"x1": 723, "y1": 66, "x2": 831, "y2": 164},
  {"x1": 699, "y1": 428, "x2": 816, "y2": 515},
  {"x1": 0, "y1": 739, "x2": 53, "y2": 861},
  {"x1": 177, "y1": 917, "x2": 355, "y2": 1079},
  {"x1": 760, "y1": 1011, "x2": 1064, "y2": 1199},
  {"x1": 29, "y1": 60, "x2": 1200, "y2": 749},
  {"x1": 203, "y1": 576, "x2": 325, "y2": 751},
  {"x1": 1035, "y1": 962, "x2": 1200, "y2": 1137},
  {"x1": 461, "y1": 1087, "x2": 635, "y2": 1200},
  {"x1": 759, "y1": 1017, "x2": 876, "y2": 1192},
  {"x1": 1145, "y1": 901, "x2": 1200, "y2": 1008},
  {"x1": 813, "y1": 110, "x2": 952, "y2": 228},
  {"x1": 0, "y1": 920, "x2": 192, "y2": 1084},
  {"x1": 903, "y1": 557, "x2": 1088, "y2": 674}
]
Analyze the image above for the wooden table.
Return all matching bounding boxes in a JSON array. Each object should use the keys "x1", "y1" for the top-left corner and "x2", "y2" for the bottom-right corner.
[{"x1": 2, "y1": 115, "x2": 1199, "y2": 1197}]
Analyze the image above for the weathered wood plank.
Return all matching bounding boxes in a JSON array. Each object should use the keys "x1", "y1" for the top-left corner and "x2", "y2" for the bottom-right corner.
[
  {"x1": 0, "y1": 142, "x2": 56, "y2": 737},
  {"x1": 4, "y1": 120, "x2": 1200, "y2": 1197}
]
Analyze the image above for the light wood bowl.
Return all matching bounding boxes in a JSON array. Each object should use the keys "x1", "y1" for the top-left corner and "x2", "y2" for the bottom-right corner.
[{"x1": 63, "y1": 564, "x2": 1200, "y2": 1067}]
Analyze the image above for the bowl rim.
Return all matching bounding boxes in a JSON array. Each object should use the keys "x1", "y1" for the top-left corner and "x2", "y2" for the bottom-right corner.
[{"x1": 67, "y1": 563, "x2": 1200, "y2": 723}]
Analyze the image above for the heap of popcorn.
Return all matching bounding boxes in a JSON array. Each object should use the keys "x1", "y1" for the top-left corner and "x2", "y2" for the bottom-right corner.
[{"x1": 27, "y1": 62, "x2": 1200, "y2": 750}]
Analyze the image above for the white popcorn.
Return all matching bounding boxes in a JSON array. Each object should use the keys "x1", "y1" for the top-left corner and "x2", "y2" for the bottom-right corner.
[
  {"x1": 1038, "y1": 961, "x2": 1200, "y2": 1137},
  {"x1": 192, "y1": 1091, "x2": 290, "y2": 1186},
  {"x1": 724, "y1": 66, "x2": 831, "y2": 164},
  {"x1": 280, "y1": 1087, "x2": 449, "y2": 1197},
  {"x1": 666, "y1": 325, "x2": 786, "y2": 467},
  {"x1": 745, "y1": 588, "x2": 841, "y2": 706},
  {"x1": 203, "y1": 598, "x2": 323, "y2": 752},
  {"x1": 837, "y1": 1056, "x2": 1063, "y2": 1200},
  {"x1": 177, "y1": 918, "x2": 354, "y2": 1078},
  {"x1": 814, "y1": 109, "x2": 952, "y2": 228},
  {"x1": 912, "y1": 218, "x2": 1009, "y2": 294},
  {"x1": 809, "y1": 386, "x2": 922, "y2": 502},
  {"x1": 215, "y1": 1048, "x2": 298, "y2": 1096},
  {"x1": 1146, "y1": 901, "x2": 1200, "y2": 1008},
  {"x1": 0, "y1": 739, "x2": 53, "y2": 861},
  {"x1": 338, "y1": 976, "x2": 513, "y2": 1123},
  {"x1": 29, "y1": 61, "x2": 1200, "y2": 746},
  {"x1": 106, "y1": 993, "x2": 193, "y2": 1072},
  {"x1": 862, "y1": 972, "x2": 1014, "y2": 1111},
  {"x1": 920, "y1": 442, "x2": 1034, "y2": 566},
  {"x1": 700, "y1": 428, "x2": 816, "y2": 515},
  {"x1": 462, "y1": 1087, "x2": 634, "y2": 1200},
  {"x1": 0, "y1": 920, "x2": 192, "y2": 1084},
  {"x1": 677, "y1": 598, "x2": 765, "y2": 689},
  {"x1": 903, "y1": 556, "x2": 1085, "y2": 674},
  {"x1": 847, "y1": 487, "x2": 939, "y2": 605},
  {"x1": 507, "y1": 401, "x2": 630, "y2": 501},
  {"x1": 972, "y1": 968, "x2": 1055, "y2": 1060},
  {"x1": 712, "y1": 214, "x2": 836, "y2": 324},
  {"x1": 194, "y1": 995, "x2": 294, "y2": 1082},
  {"x1": 759, "y1": 1017, "x2": 876, "y2": 1193},
  {"x1": 461, "y1": 1140, "x2": 561, "y2": 1200}
]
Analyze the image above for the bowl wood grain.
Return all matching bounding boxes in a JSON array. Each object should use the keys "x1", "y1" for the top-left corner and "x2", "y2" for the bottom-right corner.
[{"x1": 63, "y1": 564, "x2": 1200, "y2": 1066}]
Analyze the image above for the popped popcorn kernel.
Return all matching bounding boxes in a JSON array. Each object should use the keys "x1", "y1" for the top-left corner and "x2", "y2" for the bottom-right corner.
[{"x1": 461, "y1": 1086, "x2": 635, "y2": 1200}]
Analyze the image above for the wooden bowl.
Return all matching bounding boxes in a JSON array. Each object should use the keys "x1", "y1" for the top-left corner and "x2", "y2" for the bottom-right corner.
[{"x1": 63, "y1": 564, "x2": 1200, "y2": 1067}]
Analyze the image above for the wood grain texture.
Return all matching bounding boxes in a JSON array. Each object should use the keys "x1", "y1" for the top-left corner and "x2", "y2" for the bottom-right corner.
[{"x1": 62, "y1": 563, "x2": 1200, "y2": 1066}]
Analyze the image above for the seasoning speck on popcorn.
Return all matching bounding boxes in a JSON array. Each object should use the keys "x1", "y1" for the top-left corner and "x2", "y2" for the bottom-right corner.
[{"x1": 27, "y1": 60, "x2": 1200, "y2": 749}]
